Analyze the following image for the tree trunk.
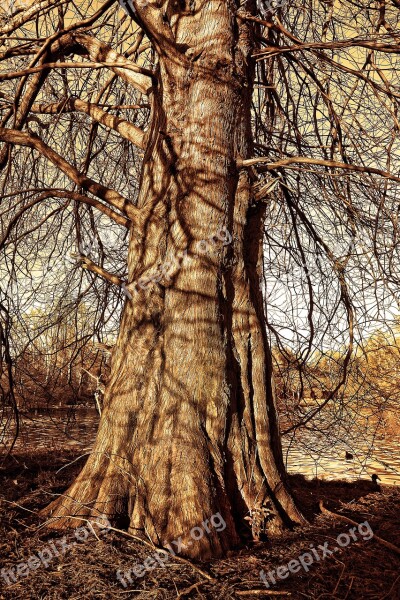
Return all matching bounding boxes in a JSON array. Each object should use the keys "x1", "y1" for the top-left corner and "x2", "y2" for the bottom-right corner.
[{"x1": 43, "y1": 3, "x2": 306, "y2": 559}]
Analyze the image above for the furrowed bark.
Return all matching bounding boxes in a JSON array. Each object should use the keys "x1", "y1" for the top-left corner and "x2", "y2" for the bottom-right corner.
[{"x1": 43, "y1": 1, "x2": 305, "y2": 559}]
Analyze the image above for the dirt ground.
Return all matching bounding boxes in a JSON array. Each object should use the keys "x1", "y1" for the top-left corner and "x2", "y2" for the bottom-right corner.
[{"x1": 0, "y1": 449, "x2": 399, "y2": 600}]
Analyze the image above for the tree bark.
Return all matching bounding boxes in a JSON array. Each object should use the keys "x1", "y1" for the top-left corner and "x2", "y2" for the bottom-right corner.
[{"x1": 43, "y1": 2, "x2": 306, "y2": 559}]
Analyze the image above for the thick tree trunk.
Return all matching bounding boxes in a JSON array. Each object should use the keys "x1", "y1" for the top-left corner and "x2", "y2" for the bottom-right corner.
[{"x1": 43, "y1": 3, "x2": 305, "y2": 558}]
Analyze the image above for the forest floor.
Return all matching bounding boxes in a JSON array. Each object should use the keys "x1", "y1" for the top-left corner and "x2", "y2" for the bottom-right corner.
[{"x1": 0, "y1": 448, "x2": 399, "y2": 600}]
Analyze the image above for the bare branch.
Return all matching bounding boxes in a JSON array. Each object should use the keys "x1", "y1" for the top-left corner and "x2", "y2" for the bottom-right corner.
[
  {"x1": 255, "y1": 36, "x2": 400, "y2": 60},
  {"x1": 0, "y1": 189, "x2": 129, "y2": 251},
  {"x1": 79, "y1": 255, "x2": 124, "y2": 287},
  {"x1": 0, "y1": 128, "x2": 139, "y2": 220},
  {"x1": 0, "y1": 0, "x2": 68, "y2": 37},
  {"x1": 239, "y1": 156, "x2": 400, "y2": 185},
  {"x1": 70, "y1": 32, "x2": 154, "y2": 95},
  {"x1": 30, "y1": 97, "x2": 146, "y2": 149},
  {"x1": 0, "y1": 61, "x2": 153, "y2": 84}
]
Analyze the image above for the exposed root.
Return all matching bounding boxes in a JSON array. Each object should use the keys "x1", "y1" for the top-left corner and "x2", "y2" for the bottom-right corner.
[
  {"x1": 177, "y1": 580, "x2": 210, "y2": 598},
  {"x1": 319, "y1": 500, "x2": 400, "y2": 556}
]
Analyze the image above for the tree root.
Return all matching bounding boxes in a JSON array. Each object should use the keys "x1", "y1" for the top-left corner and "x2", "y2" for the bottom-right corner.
[
  {"x1": 76, "y1": 518, "x2": 217, "y2": 582},
  {"x1": 177, "y1": 581, "x2": 209, "y2": 598},
  {"x1": 319, "y1": 500, "x2": 400, "y2": 556}
]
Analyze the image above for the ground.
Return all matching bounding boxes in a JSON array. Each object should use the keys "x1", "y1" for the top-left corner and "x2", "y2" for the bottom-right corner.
[{"x1": 0, "y1": 448, "x2": 399, "y2": 600}]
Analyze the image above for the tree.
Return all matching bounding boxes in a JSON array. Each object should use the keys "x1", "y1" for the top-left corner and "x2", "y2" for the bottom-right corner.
[{"x1": 1, "y1": 0, "x2": 399, "y2": 559}]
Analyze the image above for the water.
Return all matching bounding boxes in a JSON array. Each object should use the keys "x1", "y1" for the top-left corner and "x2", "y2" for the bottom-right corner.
[
  {"x1": 282, "y1": 405, "x2": 400, "y2": 485},
  {"x1": 1, "y1": 407, "x2": 99, "y2": 453},
  {"x1": 2, "y1": 407, "x2": 400, "y2": 485},
  {"x1": 283, "y1": 434, "x2": 400, "y2": 486}
]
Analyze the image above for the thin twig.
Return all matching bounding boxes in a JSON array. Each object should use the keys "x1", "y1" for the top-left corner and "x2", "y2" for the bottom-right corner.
[
  {"x1": 177, "y1": 580, "x2": 209, "y2": 598},
  {"x1": 235, "y1": 590, "x2": 291, "y2": 596}
]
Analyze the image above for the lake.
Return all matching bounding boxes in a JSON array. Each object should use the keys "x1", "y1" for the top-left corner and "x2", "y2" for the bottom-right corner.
[{"x1": 2, "y1": 407, "x2": 400, "y2": 485}]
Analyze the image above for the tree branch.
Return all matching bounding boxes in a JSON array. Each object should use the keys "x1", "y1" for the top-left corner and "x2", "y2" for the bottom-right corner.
[
  {"x1": 0, "y1": 0, "x2": 116, "y2": 40},
  {"x1": 255, "y1": 36, "x2": 400, "y2": 59},
  {"x1": 319, "y1": 501, "x2": 400, "y2": 556},
  {"x1": 0, "y1": 0, "x2": 68, "y2": 37},
  {"x1": 79, "y1": 256, "x2": 124, "y2": 287},
  {"x1": 30, "y1": 97, "x2": 146, "y2": 149},
  {"x1": 239, "y1": 156, "x2": 400, "y2": 184},
  {"x1": 47, "y1": 189, "x2": 131, "y2": 227},
  {"x1": 0, "y1": 128, "x2": 139, "y2": 221},
  {"x1": 70, "y1": 32, "x2": 154, "y2": 96},
  {"x1": 0, "y1": 189, "x2": 129, "y2": 251},
  {"x1": 0, "y1": 61, "x2": 153, "y2": 85},
  {"x1": 0, "y1": 28, "x2": 152, "y2": 170}
]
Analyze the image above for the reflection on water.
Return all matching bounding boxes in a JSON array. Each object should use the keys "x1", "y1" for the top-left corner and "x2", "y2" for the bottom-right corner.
[
  {"x1": 1, "y1": 407, "x2": 99, "y2": 453},
  {"x1": 282, "y1": 405, "x2": 400, "y2": 485},
  {"x1": 2, "y1": 407, "x2": 400, "y2": 485},
  {"x1": 283, "y1": 435, "x2": 400, "y2": 486}
]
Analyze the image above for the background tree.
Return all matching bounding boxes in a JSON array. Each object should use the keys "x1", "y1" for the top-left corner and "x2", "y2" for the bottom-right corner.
[{"x1": 0, "y1": 0, "x2": 399, "y2": 558}]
